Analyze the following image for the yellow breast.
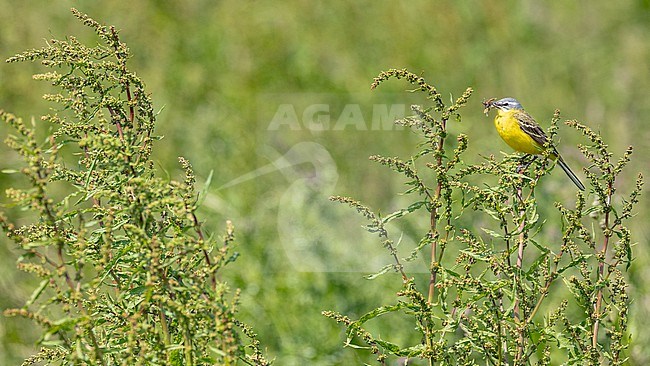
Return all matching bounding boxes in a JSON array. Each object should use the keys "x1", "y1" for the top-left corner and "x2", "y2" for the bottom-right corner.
[{"x1": 494, "y1": 109, "x2": 543, "y2": 154}]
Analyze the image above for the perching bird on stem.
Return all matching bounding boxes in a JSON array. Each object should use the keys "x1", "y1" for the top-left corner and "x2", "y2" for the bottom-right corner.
[{"x1": 483, "y1": 97, "x2": 585, "y2": 191}]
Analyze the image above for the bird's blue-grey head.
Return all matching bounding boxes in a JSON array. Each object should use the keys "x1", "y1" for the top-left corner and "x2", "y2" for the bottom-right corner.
[{"x1": 492, "y1": 97, "x2": 524, "y2": 111}]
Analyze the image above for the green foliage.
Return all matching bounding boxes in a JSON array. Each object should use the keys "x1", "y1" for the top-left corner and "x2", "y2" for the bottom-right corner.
[
  {"x1": 0, "y1": 9, "x2": 268, "y2": 365},
  {"x1": 324, "y1": 69, "x2": 642, "y2": 365},
  {"x1": 1, "y1": 3, "x2": 649, "y2": 366}
]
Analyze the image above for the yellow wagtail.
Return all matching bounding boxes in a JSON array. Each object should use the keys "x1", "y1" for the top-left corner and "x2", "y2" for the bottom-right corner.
[{"x1": 483, "y1": 97, "x2": 585, "y2": 191}]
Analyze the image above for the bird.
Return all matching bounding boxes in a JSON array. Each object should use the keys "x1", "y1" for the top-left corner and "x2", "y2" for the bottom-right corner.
[{"x1": 483, "y1": 97, "x2": 585, "y2": 191}]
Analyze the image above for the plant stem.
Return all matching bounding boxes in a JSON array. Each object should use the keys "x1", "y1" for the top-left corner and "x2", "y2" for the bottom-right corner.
[
  {"x1": 427, "y1": 183, "x2": 442, "y2": 304},
  {"x1": 513, "y1": 165, "x2": 527, "y2": 363},
  {"x1": 592, "y1": 181, "x2": 613, "y2": 349},
  {"x1": 183, "y1": 319, "x2": 194, "y2": 366},
  {"x1": 427, "y1": 118, "x2": 447, "y2": 304},
  {"x1": 526, "y1": 252, "x2": 562, "y2": 324},
  {"x1": 190, "y1": 210, "x2": 218, "y2": 291},
  {"x1": 489, "y1": 296, "x2": 504, "y2": 365}
]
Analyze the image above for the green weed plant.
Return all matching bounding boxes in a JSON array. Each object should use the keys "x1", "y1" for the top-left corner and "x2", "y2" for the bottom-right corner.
[
  {"x1": 0, "y1": 9, "x2": 268, "y2": 366},
  {"x1": 324, "y1": 69, "x2": 642, "y2": 365}
]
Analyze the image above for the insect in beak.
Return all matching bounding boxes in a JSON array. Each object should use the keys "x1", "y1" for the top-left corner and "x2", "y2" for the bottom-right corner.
[{"x1": 483, "y1": 98, "x2": 496, "y2": 115}]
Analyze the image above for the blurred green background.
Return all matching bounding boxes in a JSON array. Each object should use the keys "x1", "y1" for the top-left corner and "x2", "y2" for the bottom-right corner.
[{"x1": 0, "y1": 1, "x2": 648, "y2": 364}]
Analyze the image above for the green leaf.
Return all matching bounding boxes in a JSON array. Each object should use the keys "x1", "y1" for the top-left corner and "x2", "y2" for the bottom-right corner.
[
  {"x1": 357, "y1": 303, "x2": 405, "y2": 325},
  {"x1": 374, "y1": 338, "x2": 402, "y2": 354},
  {"x1": 530, "y1": 239, "x2": 551, "y2": 254},
  {"x1": 481, "y1": 227, "x2": 503, "y2": 238},
  {"x1": 482, "y1": 207, "x2": 502, "y2": 221},
  {"x1": 458, "y1": 249, "x2": 490, "y2": 262},
  {"x1": 365, "y1": 264, "x2": 394, "y2": 280},
  {"x1": 128, "y1": 285, "x2": 147, "y2": 297},
  {"x1": 404, "y1": 235, "x2": 432, "y2": 262},
  {"x1": 526, "y1": 251, "x2": 550, "y2": 277},
  {"x1": 343, "y1": 343, "x2": 372, "y2": 350},
  {"x1": 26, "y1": 279, "x2": 49, "y2": 307},
  {"x1": 46, "y1": 317, "x2": 80, "y2": 336},
  {"x1": 197, "y1": 169, "x2": 214, "y2": 206},
  {"x1": 557, "y1": 255, "x2": 591, "y2": 274},
  {"x1": 382, "y1": 200, "x2": 426, "y2": 224},
  {"x1": 344, "y1": 303, "x2": 405, "y2": 344}
]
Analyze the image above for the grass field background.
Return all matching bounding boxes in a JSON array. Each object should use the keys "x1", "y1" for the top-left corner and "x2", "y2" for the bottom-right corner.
[{"x1": 0, "y1": 1, "x2": 648, "y2": 364}]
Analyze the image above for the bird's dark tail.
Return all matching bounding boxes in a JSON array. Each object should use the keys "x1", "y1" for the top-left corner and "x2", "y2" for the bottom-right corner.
[{"x1": 556, "y1": 156, "x2": 586, "y2": 191}]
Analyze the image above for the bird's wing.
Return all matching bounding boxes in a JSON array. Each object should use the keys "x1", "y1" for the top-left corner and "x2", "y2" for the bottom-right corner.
[{"x1": 514, "y1": 111, "x2": 550, "y2": 148}]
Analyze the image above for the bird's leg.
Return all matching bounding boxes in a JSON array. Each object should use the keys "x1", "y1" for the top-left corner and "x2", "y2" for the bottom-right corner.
[{"x1": 516, "y1": 154, "x2": 537, "y2": 172}]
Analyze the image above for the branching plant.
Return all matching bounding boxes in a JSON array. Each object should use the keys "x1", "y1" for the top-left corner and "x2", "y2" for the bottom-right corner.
[
  {"x1": 1, "y1": 9, "x2": 268, "y2": 366},
  {"x1": 324, "y1": 69, "x2": 642, "y2": 365}
]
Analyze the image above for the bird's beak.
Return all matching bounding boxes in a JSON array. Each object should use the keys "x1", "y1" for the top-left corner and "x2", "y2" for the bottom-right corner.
[{"x1": 483, "y1": 98, "x2": 496, "y2": 115}]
